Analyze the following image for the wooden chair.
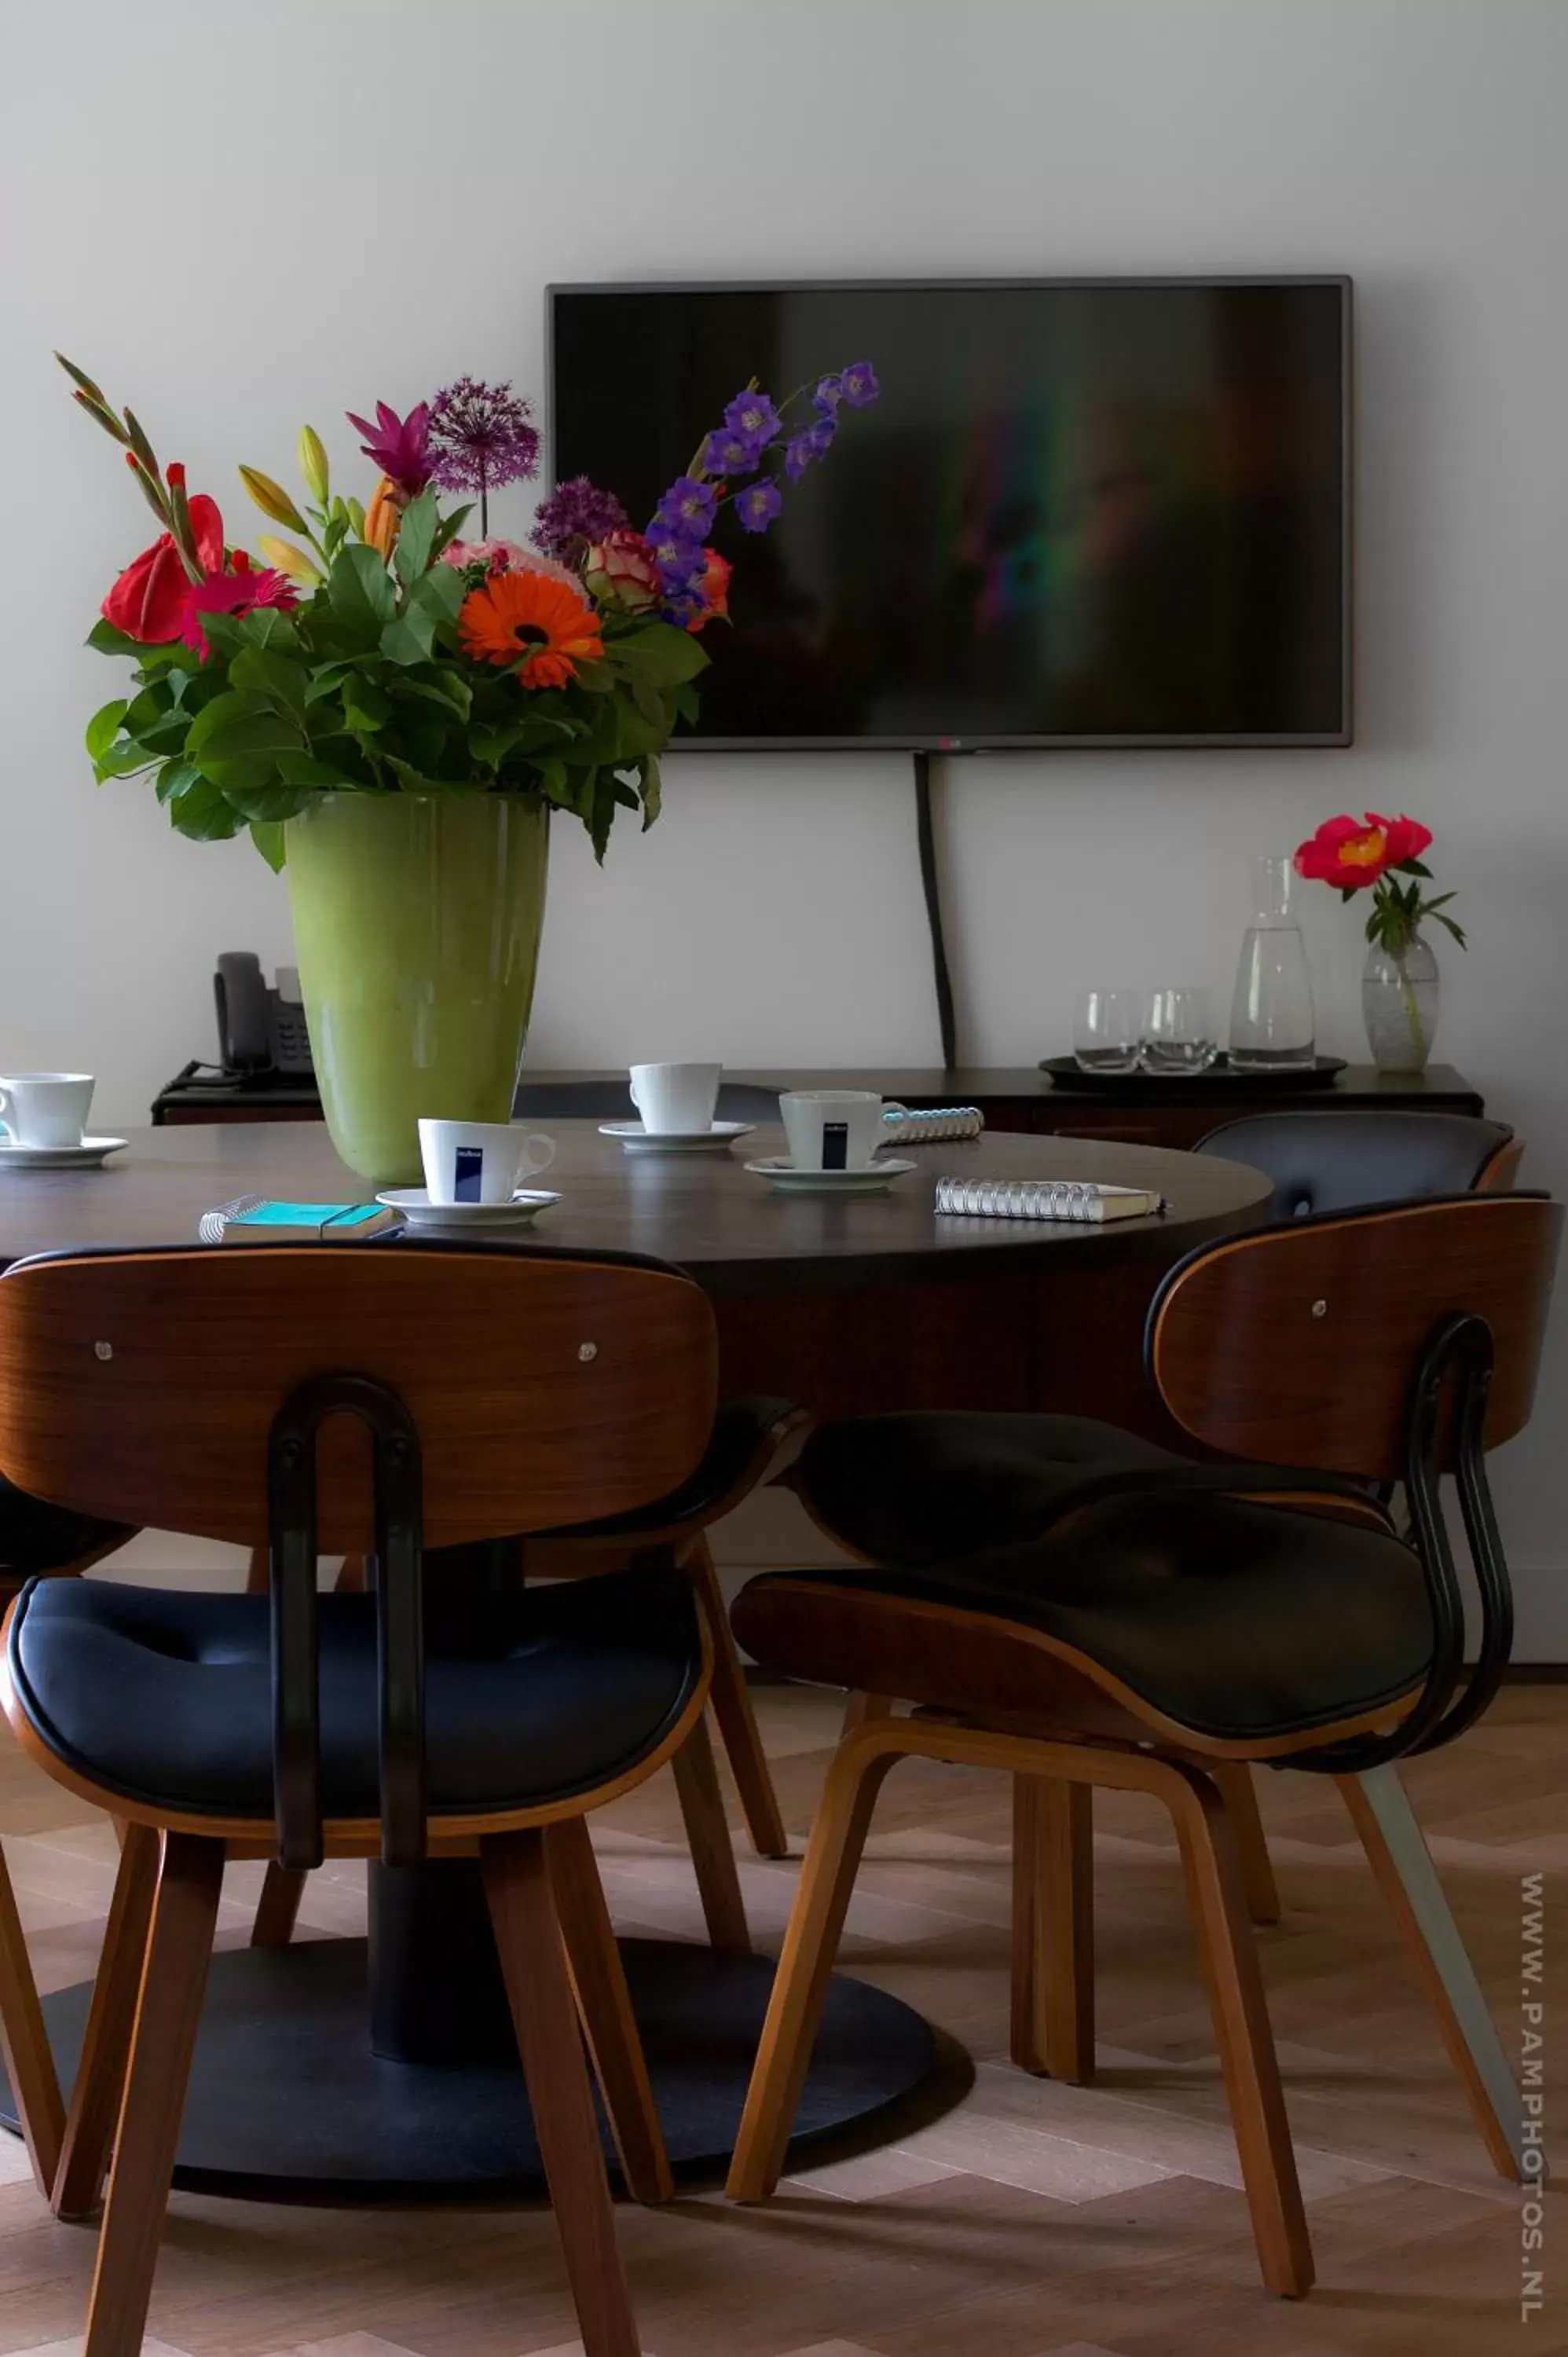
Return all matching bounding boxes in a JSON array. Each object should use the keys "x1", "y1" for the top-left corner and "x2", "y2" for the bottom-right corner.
[
  {"x1": 726, "y1": 1195, "x2": 1560, "y2": 2298},
  {"x1": 819, "y1": 1109, "x2": 1529, "y2": 1941},
  {"x1": 0, "y1": 1241, "x2": 725, "y2": 2357}
]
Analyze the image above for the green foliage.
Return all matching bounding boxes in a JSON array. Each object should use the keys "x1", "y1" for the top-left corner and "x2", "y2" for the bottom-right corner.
[{"x1": 81, "y1": 542, "x2": 709, "y2": 863}]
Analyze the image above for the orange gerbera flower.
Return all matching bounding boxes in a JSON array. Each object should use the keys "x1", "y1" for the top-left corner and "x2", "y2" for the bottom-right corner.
[{"x1": 458, "y1": 569, "x2": 603, "y2": 688}]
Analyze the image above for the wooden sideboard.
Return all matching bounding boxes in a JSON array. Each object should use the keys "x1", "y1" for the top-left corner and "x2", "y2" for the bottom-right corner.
[{"x1": 153, "y1": 1060, "x2": 1485, "y2": 1139}]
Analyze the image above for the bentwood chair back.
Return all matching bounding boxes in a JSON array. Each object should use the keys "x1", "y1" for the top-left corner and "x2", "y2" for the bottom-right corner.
[
  {"x1": 1195, "y1": 1108, "x2": 1521, "y2": 1220},
  {"x1": 0, "y1": 1242, "x2": 720, "y2": 2357}
]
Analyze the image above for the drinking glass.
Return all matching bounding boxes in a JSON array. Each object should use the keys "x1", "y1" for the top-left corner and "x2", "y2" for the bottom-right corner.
[
  {"x1": 1142, "y1": 987, "x2": 1221, "y2": 1076},
  {"x1": 1073, "y1": 988, "x2": 1146, "y2": 1073}
]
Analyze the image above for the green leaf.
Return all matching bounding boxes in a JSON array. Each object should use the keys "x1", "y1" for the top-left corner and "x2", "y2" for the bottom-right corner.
[
  {"x1": 342, "y1": 675, "x2": 391, "y2": 734},
  {"x1": 93, "y1": 739, "x2": 161, "y2": 779},
  {"x1": 639, "y1": 752, "x2": 662, "y2": 827},
  {"x1": 228, "y1": 647, "x2": 311, "y2": 728},
  {"x1": 221, "y1": 779, "x2": 312, "y2": 825},
  {"x1": 397, "y1": 668, "x2": 471, "y2": 720},
  {"x1": 380, "y1": 612, "x2": 438, "y2": 666},
  {"x1": 304, "y1": 662, "x2": 357, "y2": 704},
  {"x1": 185, "y1": 691, "x2": 304, "y2": 787},
  {"x1": 430, "y1": 503, "x2": 475, "y2": 559},
  {"x1": 614, "y1": 619, "x2": 709, "y2": 687},
  {"x1": 327, "y1": 544, "x2": 397, "y2": 646},
  {"x1": 87, "y1": 618, "x2": 171, "y2": 661},
  {"x1": 250, "y1": 820, "x2": 288, "y2": 873},
  {"x1": 237, "y1": 607, "x2": 301, "y2": 654},
  {"x1": 570, "y1": 658, "x2": 617, "y2": 694},
  {"x1": 277, "y1": 753, "x2": 362, "y2": 789},
  {"x1": 629, "y1": 667, "x2": 666, "y2": 728},
  {"x1": 85, "y1": 698, "x2": 128, "y2": 761},
  {"x1": 166, "y1": 772, "x2": 244, "y2": 841},
  {"x1": 155, "y1": 757, "x2": 203, "y2": 805},
  {"x1": 393, "y1": 487, "x2": 438, "y2": 585},
  {"x1": 406, "y1": 564, "x2": 464, "y2": 627}
]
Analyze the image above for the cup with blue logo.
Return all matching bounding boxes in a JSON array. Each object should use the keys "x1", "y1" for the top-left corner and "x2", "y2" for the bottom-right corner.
[{"x1": 417, "y1": 1119, "x2": 556, "y2": 1208}]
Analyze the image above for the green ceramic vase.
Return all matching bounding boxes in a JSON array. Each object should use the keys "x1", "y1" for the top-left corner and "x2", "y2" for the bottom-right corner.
[{"x1": 284, "y1": 790, "x2": 550, "y2": 1186}]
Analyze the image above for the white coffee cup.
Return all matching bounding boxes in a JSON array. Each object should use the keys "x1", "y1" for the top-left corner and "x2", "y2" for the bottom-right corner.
[
  {"x1": 0, "y1": 1072, "x2": 95, "y2": 1150},
  {"x1": 418, "y1": 1119, "x2": 556, "y2": 1208},
  {"x1": 628, "y1": 1062, "x2": 722, "y2": 1136},
  {"x1": 779, "y1": 1090, "x2": 885, "y2": 1173}
]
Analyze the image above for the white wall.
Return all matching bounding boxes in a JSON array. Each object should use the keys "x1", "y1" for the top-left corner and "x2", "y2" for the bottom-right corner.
[{"x1": 4, "y1": 0, "x2": 1567, "y2": 1641}]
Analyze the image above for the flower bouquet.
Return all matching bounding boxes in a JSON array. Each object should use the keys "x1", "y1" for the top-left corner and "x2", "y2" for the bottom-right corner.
[
  {"x1": 60, "y1": 353, "x2": 877, "y2": 1178},
  {"x1": 1294, "y1": 811, "x2": 1465, "y2": 1072},
  {"x1": 64, "y1": 354, "x2": 877, "y2": 866}
]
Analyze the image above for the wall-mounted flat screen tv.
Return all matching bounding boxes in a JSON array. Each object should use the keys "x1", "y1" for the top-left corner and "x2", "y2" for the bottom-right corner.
[{"x1": 548, "y1": 277, "x2": 1351, "y2": 749}]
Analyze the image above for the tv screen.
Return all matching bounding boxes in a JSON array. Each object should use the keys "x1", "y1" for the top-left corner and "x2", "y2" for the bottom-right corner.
[{"x1": 548, "y1": 277, "x2": 1351, "y2": 749}]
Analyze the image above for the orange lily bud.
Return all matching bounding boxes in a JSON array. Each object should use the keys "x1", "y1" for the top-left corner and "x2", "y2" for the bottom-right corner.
[
  {"x1": 258, "y1": 535, "x2": 323, "y2": 586},
  {"x1": 239, "y1": 465, "x2": 308, "y2": 531},
  {"x1": 362, "y1": 475, "x2": 404, "y2": 558}
]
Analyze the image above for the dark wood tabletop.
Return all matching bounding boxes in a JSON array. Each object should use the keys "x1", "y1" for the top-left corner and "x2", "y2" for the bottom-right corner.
[{"x1": 0, "y1": 1122, "x2": 1272, "y2": 1299}]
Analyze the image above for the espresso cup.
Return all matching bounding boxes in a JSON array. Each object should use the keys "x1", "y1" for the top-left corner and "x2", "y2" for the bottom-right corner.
[
  {"x1": 418, "y1": 1119, "x2": 556, "y2": 1207},
  {"x1": 0, "y1": 1072, "x2": 95, "y2": 1149},
  {"x1": 779, "y1": 1090, "x2": 885, "y2": 1173},
  {"x1": 628, "y1": 1062, "x2": 722, "y2": 1136}
]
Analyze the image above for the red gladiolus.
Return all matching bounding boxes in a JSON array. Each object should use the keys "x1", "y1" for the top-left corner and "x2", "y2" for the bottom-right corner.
[
  {"x1": 1293, "y1": 812, "x2": 1433, "y2": 890},
  {"x1": 101, "y1": 494, "x2": 224, "y2": 643}
]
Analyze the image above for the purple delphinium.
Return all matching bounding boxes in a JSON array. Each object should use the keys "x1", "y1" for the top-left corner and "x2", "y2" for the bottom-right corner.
[
  {"x1": 784, "y1": 417, "x2": 836, "y2": 482},
  {"x1": 531, "y1": 475, "x2": 628, "y2": 563},
  {"x1": 647, "y1": 525, "x2": 708, "y2": 596},
  {"x1": 346, "y1": 399, "x2": 434, "y2": 495},
  {"x1": 652, "y1": 474, "x2": 718, "y2": 537},
  {"x1": 735, "y1": 478, "x2": 783, "y2": 534},
  {"x1": 839, "y1": 359, "x2": 880, "y2": 408},
  {"x1": 427, "y1": 376, "x2": 540, "y2": 536},
  {"x1": 722, "y1": 387, "x2": 781, "y2": 455},
  {"x1": 700, "y1": 427, "x2": 756, "y2": 475},
  {"x1": 813, "y1": 372, "x2": 844, "y2": 417}
]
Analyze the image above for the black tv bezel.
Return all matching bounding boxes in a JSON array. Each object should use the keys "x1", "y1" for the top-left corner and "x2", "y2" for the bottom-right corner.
[{"x1": 544, "y1": 274, "x2": 1354, "y2": 753}]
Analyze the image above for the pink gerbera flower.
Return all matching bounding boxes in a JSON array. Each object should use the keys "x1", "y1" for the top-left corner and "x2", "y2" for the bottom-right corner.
[{"x1": 180, "y1": 552, "x2": 299, "y2": 658}]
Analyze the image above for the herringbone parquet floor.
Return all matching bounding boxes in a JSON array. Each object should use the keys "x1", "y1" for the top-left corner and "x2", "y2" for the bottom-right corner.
[{"x1": 2, "y1": 1676, "x2": 1563, "y2": 2356}]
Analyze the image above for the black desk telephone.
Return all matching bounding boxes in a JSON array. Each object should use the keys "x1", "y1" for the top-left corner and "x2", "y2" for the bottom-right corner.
[{"x1": 213, "y1": 951, "x2": 316, "y2": 1080}]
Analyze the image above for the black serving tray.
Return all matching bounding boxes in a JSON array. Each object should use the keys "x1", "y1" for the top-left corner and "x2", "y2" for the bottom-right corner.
[{"x1": 1039, "y1": 1054, "x2": 1346, "y2": 1095}]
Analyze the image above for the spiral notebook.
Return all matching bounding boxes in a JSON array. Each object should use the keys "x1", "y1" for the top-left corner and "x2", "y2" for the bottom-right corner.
[
  {"x1": 933, "y1": 1176, "x2": 1165, "y2": 1222},
  {"x1": 881, "y1": 1103, "x2": 984, "y2": 1146}
]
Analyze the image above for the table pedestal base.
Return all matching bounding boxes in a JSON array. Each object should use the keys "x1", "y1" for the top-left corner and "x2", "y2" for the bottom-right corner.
[{"x1": 1, "y1": 1934, "x2": 957, "y2": 2201}]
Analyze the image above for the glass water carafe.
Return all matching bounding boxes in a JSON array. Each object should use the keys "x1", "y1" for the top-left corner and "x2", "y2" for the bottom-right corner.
[{"x1": 1229, "y1": 855, "x2": 1316, "y2": 1070}]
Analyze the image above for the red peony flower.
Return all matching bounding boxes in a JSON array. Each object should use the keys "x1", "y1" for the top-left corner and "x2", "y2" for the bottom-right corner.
[
  {"x1": 583, "y1": 529, "x2": 661, "y2": 614},
  {"x1": 101, "y1": 494, "x2": 224, "y2": 643},
  {"x1": 683, "y1": 546, "x2": 732, "y2": 634},
  {"x1": 178, "y1": 550, "x2": 299, "y2": 658},
  {"x1": 1293, "y1": 812, "x2": 1433, "y2": 890}
]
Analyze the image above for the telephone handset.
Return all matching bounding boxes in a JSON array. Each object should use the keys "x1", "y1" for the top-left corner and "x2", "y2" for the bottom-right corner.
[{"x1": 214, "y1": 951, "x2": 316, "y2": 1080}]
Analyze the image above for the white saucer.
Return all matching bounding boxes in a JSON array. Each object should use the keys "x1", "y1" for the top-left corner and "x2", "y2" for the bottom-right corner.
[
  {"x1": 0, "y1": 1135, "x2": 127, "y2": 1171},
  {"x1": 743, "y1": 1157, "x2": 918, "y2": 1196},
  {"x1": 376, "y1": 1188, "x2": 560, "y2": 1230},
  {"x1": 599, "y1": 1120, "x2": 755, "y2": 1156}
]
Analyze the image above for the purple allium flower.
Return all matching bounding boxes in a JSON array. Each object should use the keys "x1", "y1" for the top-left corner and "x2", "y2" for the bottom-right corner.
[
  {"x1": 531, "y1": 475, "x2": 628, "y2": 562},
  {"x1": 701, "y1": 427, "x2": 757, "y2": 476},
  {"x1": 723, "y1": 387, "x2": 781, "y2": 453},
  {"x1": 346, "y1": 399, "x2": 434, "y2": 494},
  {"x1": 427, "y1": 376, "x2": 541, "y2": 526},
  {"x1": 652, "y1": 474, "x2": 718, "y2": 536},
  {"x1": 735, "y1": 478, "x2": 784, "y2": 534},
  {"x1": 839, "y1": 359, "x2": 880, "y2": 408}
]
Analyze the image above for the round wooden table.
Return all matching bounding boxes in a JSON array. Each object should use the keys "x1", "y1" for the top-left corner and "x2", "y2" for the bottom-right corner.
[{"x1": 0, "y1": 1120, "x2": 1269, "y2": 2199}]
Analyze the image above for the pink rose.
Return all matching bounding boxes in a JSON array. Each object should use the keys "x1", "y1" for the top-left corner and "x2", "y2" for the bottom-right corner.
[{"x1": 583, "y1": 528, "x2": 661, "y2": 614}]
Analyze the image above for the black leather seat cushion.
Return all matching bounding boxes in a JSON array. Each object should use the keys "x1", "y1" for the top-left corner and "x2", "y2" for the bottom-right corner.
[
  {"x1": 798, "y1": 1412, "x2": 1184, "y2": 1569},
  {"x1": 8, "y1": 1563, "x2": 700, "y2": 1821},
  {"x1": 1196, "y1": 1110, "x2": 1512, "y2": 1220},
  {"x1": 736, "y1": 1492, "x2": 1432, "y2": 1743},
  {"x1": 545, "y1": 1395, "x2": 799, "y2": 1541},
  {"x1": 0, "y1": 1475, "x2": 128, "y2": 1577}
]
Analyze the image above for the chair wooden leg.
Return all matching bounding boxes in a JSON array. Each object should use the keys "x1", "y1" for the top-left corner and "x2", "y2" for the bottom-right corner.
[
  {"x1": 545, "y1": 1816, "x2": 673, "y2": 2204},
  {"x1": 1213, "y1": 1761, "x2": 1282, "y2": 1927},
  {"x1": 1338, "y1": 1762, "x2": 1528, "y2": 2183},
  {"x1": 669, "y1": 1714, "x2": 751, "y2": 1953},
  {"x1": 685, "y1": 1536, "x2": 788, "y2": 1858},
  {"x1": 82, "y1": 1831, "x2": 225, "y2": 2357},
  {"x1": 251, "y1": 1863, "x2": 308, "y2": 1948},
  {"x1": 52, "y1": 1824, "x2": 159, "y2": 2220},
  {"x1": 1011, "y1": 1776, "x2": 1094, "y2": 2083},
  {"x1": 482, "y1": 1828, "x2": 642, "y2": 2357},
  {"x1": 0, "y1": 1832, "x2": 64, "y2": 2198},
  {"x1": 840, "y1": 1690, "x2": 896, "y2": 1739},
  {"x1": 1167, "y1": 1762, "x2": 1313, "y2": 2299},
  {"x1": 727, "y1": 1723, "x2": 900, "y2": 2201}
]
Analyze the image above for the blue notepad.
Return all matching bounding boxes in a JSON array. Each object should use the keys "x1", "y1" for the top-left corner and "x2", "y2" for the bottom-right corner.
[{"x1": 198, "y1": 1196, "x2": 398, "y2": 1244}]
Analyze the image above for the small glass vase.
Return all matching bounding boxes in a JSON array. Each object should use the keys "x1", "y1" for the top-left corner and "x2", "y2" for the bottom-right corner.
[
  {"x1": 1363, "y1": 930, "x2": 1440, "y2": 1073},
  {"x1": 1229, "y1": 854, "x2": 1317, "y2": 1070}
]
